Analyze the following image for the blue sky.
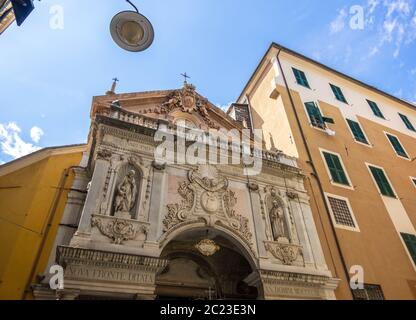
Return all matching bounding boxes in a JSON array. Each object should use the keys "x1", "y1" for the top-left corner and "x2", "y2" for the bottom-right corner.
[{"x1": 1, "y1": 0, "x2": 415, "y2": 164}]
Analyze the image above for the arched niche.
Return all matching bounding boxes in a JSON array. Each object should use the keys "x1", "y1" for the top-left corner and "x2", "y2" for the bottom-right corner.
[{"x1": 110, "y1": 160, "x2": 144, "y2": 220}]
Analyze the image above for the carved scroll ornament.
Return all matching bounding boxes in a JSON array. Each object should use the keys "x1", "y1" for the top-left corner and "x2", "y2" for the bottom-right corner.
[{"x1": 91, "y1": 215, "x2": 149, "y2": 245}]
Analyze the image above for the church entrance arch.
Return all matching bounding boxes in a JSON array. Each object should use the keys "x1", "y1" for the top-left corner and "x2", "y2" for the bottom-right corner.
[{"x1": 156, "y1": 227, "x2": 259, "y2": 300}]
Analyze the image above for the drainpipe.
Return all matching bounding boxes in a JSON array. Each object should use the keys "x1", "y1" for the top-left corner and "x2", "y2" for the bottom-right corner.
[
  {"x1": 274, "y1": 51, "x2": 354, "y2": 299},
  {"x1": 22, "y1": 165, "x2": 85, "y2": 300}
]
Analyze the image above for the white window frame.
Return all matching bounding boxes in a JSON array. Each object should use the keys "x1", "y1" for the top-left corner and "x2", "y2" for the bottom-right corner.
[
  {"x1": 325, "y1": 193, "x2": 360, "y2": 232},
  {"x1": 303, "y1": 100, "x2": 327, "y2": 132},
  {"x1": 329, "y1": 83, "x2": 350, "y2": 106},
  {"x1": 410, "y1": 176, "x2": 416, "y2": 189},
  {"x1": 383, "y1": 131, "x2": 410, "y2": 161},
  {"x1": 319, "y1": 148, "x2": 354, "y2": 190},
  {"x1": 365, "y1": 162, "x2": 398, "y2": 199},
  {"x1": 344, "y1": 117, "x2": 372, "y2": 148},
  {"x1": 291, "y1": 66, "x2": 312, "y2": 90},
  {"x1": 398, "y1": 232, "x2": 416, "y2": 271}
]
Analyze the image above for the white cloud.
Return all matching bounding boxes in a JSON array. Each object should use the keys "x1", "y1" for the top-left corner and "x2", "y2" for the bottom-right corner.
[
  {"x1": 30, "y1": 126, "x2": 44, "y2": 143},
  {"x1": 369, "y1": 46, "x2": 380, "y2": 56},
  {"x1": 363, "y1": 0, "x2": 416, "y2": 59},
  {"x1": 0, "y1": 122, "x2": 41, "y2": 160},
  {"x1": 330, "y1": 8, "x2": 347, "y2": 34}
]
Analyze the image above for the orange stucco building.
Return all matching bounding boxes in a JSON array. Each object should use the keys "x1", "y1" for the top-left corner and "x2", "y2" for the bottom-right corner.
[{"x1": 233, "y1": 43, "x2": 416, "y2": 299}]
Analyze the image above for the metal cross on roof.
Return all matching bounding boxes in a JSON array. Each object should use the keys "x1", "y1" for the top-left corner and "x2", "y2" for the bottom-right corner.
[{"x1": 181, "y1": 72, "x2": 190, "y2": 84}]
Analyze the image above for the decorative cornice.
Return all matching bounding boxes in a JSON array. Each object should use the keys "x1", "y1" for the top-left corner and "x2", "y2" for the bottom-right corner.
[{"x1": 56, "y1": 246, "x2": 168, "y2": 271}]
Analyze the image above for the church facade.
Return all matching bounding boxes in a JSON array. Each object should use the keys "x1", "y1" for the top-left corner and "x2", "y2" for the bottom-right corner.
[{"x1": 29, "y1": 83, "x2": 338, "y2": 300}]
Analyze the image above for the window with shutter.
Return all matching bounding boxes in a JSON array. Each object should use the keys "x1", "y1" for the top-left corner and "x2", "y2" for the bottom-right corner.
[
  {"x1": 330, "y1": 84, "x2": 348, "y2": 103},
  {"x1": 366, "y1": 100, "x2": 384, "y2": 118},
  {"x1": 369, "y1": 166, "x2": 396, "y2": 198},
  {"x1": 386, "y1": 134, "x2": 408, "y2": 158},
  {"x1": 323, "y1": 152, "x2": 350, "y2": 186},
  {"x1": 401, "y1": 233, "x2": 416, "y2": 265},
  {"x1": 305, "y1": 102, "x2": 325, "y2": 129},
  {"x1": 347, "y1": 119, "x2": 368, "y2": 144},
  {"x1": 292, "y1": 68, "x2": 310, "y2": 88},
  {"x1": 399, "y1": 113, "x2": 416, "y2": 132}
]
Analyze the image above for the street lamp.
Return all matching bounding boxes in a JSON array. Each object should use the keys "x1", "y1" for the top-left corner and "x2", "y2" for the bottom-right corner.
[{"x1": 110, "y1": 0, "x2": 154, "y2": 52}]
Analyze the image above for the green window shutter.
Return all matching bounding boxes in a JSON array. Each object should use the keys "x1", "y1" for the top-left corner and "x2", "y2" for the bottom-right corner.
[
  {"x1": 292, "y1": 68, "x2": 310, "y2": 88},
  {"x1": 323, "y1": 152, "x2": 350, "y2": 185},
  {"x1": 369, "y1": 166, "x2": 396, "y2": 197},
  {"x1": 387, "y1": 134, "x2": 408, "y2": 158},
  {"x1": 347, "y1": 119, "x2": 368, "y2": 144},
  {"x1": 401, "y1": 233, "x2": 416, "y2": 265},
  {"x1": 366, "y1": 100, "x2": 384, "y2": 118},
  {"x1": 305, "y1": 102, "x2": 325, "y2": 128},
  {"x1": 399, "y1": 113, "x2": 416, "y2": 131},
  {"x1": 330, "y1": 84, "x2": 348, "y2": 103}
]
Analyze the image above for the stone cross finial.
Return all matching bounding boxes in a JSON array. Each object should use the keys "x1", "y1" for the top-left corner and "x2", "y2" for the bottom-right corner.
[
  {"x1": 106, "y1": 77, "x2": 119, "y2": 95},
  {"x1": 181, "y1": 72, "x2": 190, "y2": 85}
]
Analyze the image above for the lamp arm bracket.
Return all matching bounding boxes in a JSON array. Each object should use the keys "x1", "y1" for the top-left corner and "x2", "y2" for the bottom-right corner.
[{"x1": 126, "y1": 0, "x2": 139, "y2": 13}]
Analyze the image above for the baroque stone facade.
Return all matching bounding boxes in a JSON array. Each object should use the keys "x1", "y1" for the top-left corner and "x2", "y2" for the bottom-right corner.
[{"x1": 35, "y1": 84, "x2": 339, "y2": 300}]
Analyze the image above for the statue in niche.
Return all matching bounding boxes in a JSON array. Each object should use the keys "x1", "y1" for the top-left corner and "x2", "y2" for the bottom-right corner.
[
  {"x1": 269, "y1": 199, "x2": 287, "y2": 242},
  {"x1": 114, "y1": 170, "x2": 137, "y2": 218}
]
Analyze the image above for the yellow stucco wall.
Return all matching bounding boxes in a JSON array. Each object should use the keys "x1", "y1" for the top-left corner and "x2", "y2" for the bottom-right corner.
[{"x1": 0, "y1": 147, "x2": 84, "y2": 300}]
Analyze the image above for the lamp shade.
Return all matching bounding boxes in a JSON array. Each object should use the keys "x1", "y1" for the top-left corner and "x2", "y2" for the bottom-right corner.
[{"x1": 110, "y1": 10, "x2": 154, "y2": 52}]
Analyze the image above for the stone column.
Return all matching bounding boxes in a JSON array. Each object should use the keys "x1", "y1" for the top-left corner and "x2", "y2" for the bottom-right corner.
[
  {"x1": 147, "y1": 162, "x2": 168, "y2": 241},
  {"x1": 298, "y1": 195, "x2": 329, "y2": 271},
  {"x1": 247, "y1": 183, "x2": 267, "y2": 258},
  {"x1": 76, "y1": 159, "x2": 110, "y2": 234},
  {"x1": 288, "y1": 197, "x2": 315, "y2": 268}
]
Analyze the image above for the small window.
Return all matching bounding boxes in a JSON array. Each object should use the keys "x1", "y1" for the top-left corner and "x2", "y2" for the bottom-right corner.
[
  {"x1": 386, "y1": 133, "x2": 408, "y2": 158},
  {"x1": 366, "y1": 100, "x2": 384, "y2": 118},
  {"x1": 347, "y1": 119, "x2": 368, "y2": 144},
  {"x1": 305, "y1": 102, "x2": 326, "y2": 129},
  {"x1": 352, "y1": 284, "x2": 384, "y2": 300},
  {"x1": 399, "y1": 113, "x2": 416, "y2": 132},
  {"x1": 322, "y1": 151, "x2": 350, "y2": 186},
  {"x1": 401, "y1": 233, "x2": 416, "y2": 265},
  {"x1": 412, "y1": 177, "x2": 416, "y2": 188},
  {"x1": 327, "y1": 196, "x2": 356, "y2": 228},
  {"x1": 330, "y1": 84, "x2": 348, "y2": 104},
  {"x1": 292, "y1": 68, "x2": 310, "y2": 88},
  {"x1": 368, "y1": 166, "x2": 396, "y2": 198}
]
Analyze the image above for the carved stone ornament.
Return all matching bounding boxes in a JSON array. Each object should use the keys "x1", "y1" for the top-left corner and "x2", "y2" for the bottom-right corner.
[
  {"x1": 152, "y1": 160, "x2": 166, "y2": 171},
  {"x1": 264, "y1": 241, "x2": 302, "y2": 265},
  {"x1": 96, "y1": 149, "x2": 112, "y2": 160},
  {"x1": 143, "y1": 84, "x2": 221, "y2": 129},
  {"x1": 164, "y1": 165, "x2": 253, "y2": 245},
  {"x1": 195, "y1": 239, "x2": 220, "y2": 257},
  {"x1": 247, "y1": 182, "x2": 259, "y2": 192},
  {"x1": 91, "y1": 215, "x2": 149, "y2": 245},
  {"x1": 286, "y1": 191, "x2": 298, "y2": 200}
]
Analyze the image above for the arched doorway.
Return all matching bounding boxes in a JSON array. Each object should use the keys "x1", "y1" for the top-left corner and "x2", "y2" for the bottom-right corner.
[{"x1": 156, "y1": 227, "x2": 259, "y2": 300}]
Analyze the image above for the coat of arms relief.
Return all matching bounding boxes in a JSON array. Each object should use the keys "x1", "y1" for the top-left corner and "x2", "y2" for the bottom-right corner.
[{"x1": 163, "y1": 165, "x2": 253, "y2": 247}]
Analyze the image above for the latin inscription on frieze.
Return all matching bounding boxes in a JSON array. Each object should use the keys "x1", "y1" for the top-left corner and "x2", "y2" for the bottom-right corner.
[
  {"x1": 65, "y1": 265, "x2": 155, "y2": 285},
  {"x1": 264, "y1": 284, "x2": 321, "y2": 299}
]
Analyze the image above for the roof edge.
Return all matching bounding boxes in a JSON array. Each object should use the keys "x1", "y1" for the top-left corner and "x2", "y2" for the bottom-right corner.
[
  {"x1": 237, "y1": 42, "x2": 416, "y2": 111},
  {"x1": 0, "y1": 144, "x2": 87, "y2": 176}
]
